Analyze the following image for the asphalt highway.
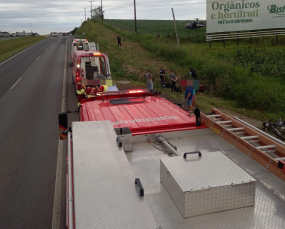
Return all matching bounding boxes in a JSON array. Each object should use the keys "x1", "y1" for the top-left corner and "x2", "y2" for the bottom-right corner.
[{"x1": 0, "y1": 36, "x2": 77, "y2": 228}]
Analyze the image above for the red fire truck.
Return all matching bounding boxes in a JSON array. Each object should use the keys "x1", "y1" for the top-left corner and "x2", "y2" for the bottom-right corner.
[
  {"x1": 59, "y1": 90, "x2": 285, "y2": 229},
  {"x1": 71, "y1": 38, "x2": 89, "y2": 60},
  {"x1": 71, "y1": 50, "x2": 111, "y2": 85}
]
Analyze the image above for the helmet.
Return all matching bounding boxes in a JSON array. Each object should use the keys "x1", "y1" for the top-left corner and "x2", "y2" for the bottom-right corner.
[
  {"x1": 76, "y1": 77, "x2": 83, "y2": 84},
  {"x1": 263, "y1": 121, "x2": 269, "y2": 128}
]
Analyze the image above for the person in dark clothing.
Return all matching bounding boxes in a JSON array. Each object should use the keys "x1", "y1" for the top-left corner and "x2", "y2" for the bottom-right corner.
[
  {"x1": 188, "y1": 68, "x2": 197, "y2": 78},
  {"x1": 169, "y1": 70, "x2": 177, "y2": 92},
  {"x1": 117, "y1": 36, "x2": 121, "y2": 46},
  {"x1": 159, "y1": 67, "x2": 166, "y2": 88}
]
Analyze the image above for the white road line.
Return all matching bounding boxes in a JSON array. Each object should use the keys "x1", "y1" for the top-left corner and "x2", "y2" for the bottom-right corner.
[
  {"x1": 10, "y1": 77, "x2": 22, "y2": 89},
  {"x1": 46, "y1": 47, "x2": 49, "y2": 51},
  {"x1": 52, "y1": 37, "x2": 68, "y2": 229},
  {"x1": 0, "y1": 39, "x2": 46, "y2": 66},
  {"x1": 36, "y1": 56, "x2": 40, "y2": 61}
]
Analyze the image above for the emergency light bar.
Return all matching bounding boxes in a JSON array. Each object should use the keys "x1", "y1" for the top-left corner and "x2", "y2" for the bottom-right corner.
[
  {"x1": 129, "y1": 90, "x2": 145, "y2": 93},
  {"x1": 93, "y1": 52, "x2": 101, "y2": 56}
]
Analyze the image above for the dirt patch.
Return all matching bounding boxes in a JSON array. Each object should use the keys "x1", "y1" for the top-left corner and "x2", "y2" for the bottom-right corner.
[{"x1": 116, "y1": 80, "x2": 131, "y2": 84}]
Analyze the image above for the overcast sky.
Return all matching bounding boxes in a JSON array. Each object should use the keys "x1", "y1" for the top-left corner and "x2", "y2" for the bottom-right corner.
[{"x1": 0, "y1": 0, "x2": 206, "y2": 34}]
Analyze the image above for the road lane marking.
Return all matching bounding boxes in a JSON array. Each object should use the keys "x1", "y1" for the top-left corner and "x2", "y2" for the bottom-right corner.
[
  {"x1": 52, "y1": 36, "x2": 68, "y2": 229},
  {"x1": 10, "y1": 77, "x2": 22, "y2": 89},
  {"x1": 36, "y1": 56, "x2": 40, "y2": 61},
  {"x1": 0, "y1": 39, "x2": 46, "y2": 66}
]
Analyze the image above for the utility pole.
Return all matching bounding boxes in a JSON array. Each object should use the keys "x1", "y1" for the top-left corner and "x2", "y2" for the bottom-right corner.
[
  {"x1": 89, "y1": 1, "x2": 94, "y2": 18},
  {"x1": 101, "y1": 0, "x2": 103, "y2": 22},
  {"x1": 171, "y1": 8, "x2": 179, "y2": 48},
  {"x1": 134, "y1": 0, "x2": 137, "y2": 32},
  {"x1": 84, "y1": 8, "x2": 86, "y2": 21}
]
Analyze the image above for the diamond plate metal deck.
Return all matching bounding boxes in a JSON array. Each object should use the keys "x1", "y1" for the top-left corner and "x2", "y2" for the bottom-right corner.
[
  {"x1": 127, "y1": 129, "x2": 285, "y2": 229},
  {"x1": 72, "y1": 121, "x2": 158, "y2": 229}
]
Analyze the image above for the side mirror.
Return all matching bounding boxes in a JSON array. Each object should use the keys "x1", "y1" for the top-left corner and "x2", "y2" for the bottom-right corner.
[
  {"x1": 69, "y1": 61, "x2": 73, "y2": 67},
  {"x1": 58, "y1": 113, "x2": 68, "y2": 140}
]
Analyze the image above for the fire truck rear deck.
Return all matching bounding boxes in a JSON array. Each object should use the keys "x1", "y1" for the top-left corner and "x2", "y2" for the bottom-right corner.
[{"x1": 64, "y1": 91, "x2": 285, "y2": 229}]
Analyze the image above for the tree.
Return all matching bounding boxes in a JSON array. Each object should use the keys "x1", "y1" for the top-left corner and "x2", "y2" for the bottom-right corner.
[
  {"x1": 70, "y1": 27, "x2": 79, "y2": 35},
  {"x1": 91, "y1": 6, "x2": 104, "y2": 19}
]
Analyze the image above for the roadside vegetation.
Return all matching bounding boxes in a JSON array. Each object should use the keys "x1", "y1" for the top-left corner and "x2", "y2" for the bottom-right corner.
[
  {"x1": 105, "y1": 19, "x2": 206, "y2": 43},
  {"x1": 0, "y1": 36, "x2": 46, "y2": 63},
  {"x1": 75, "y1": 19, "x2": 285, "y2": 122}
]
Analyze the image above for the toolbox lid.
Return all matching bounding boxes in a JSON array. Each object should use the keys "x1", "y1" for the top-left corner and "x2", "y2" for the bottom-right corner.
[
  {"x1": 72, "y1": 121, "x2": 158, "y2": 228},
  {"x1": 160, "y1": 151, "x2": 256, "y2": 192}
]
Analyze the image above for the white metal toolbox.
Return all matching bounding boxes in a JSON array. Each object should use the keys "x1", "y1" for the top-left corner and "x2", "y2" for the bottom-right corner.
[{"x1": 160, "y1": 151, "x2": 256, "y2": 218}]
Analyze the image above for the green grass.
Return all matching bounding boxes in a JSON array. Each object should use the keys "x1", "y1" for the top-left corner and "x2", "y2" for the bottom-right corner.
[
  {"x1": 105, "y1": 19, "x2": 206, "y2": 42},
  {"x1": 0, "y1": 36, "x2": 47, "y2": 62},
  {"x1": 196, "y1": 94, "x2": 277, "y2": 121}
]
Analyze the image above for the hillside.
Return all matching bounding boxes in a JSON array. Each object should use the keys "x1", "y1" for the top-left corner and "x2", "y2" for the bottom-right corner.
[{"x1": 75, "y1": 19, "x2": 285, "y2": 124}]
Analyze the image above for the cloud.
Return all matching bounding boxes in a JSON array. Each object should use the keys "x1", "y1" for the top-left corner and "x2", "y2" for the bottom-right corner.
[{"x1": 0, "y1": 0, "x2": 206, "y2": 34}]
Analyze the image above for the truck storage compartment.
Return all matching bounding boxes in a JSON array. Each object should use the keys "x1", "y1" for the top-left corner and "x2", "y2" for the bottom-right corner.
[{"x1": 160, "y1": 151, "x2": 256, "y2": 218}]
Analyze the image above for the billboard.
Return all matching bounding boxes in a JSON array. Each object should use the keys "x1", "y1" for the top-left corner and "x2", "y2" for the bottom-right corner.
[{"x1": 207, "y1": 0, "x2": 285, "y2": 34}]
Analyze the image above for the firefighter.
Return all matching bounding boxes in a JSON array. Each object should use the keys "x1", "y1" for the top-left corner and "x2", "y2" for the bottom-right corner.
[
  {"x1": 85, "y1": 87, "x2": 98, "y2": 98},
  {"x1": 76, "y1": 83, "x2": 86, "y2": 107}
]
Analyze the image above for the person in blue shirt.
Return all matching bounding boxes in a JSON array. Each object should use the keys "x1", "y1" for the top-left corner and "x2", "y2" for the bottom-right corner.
[{"x1": 185, "y1": 86, "x2": 193, "y2": 113}]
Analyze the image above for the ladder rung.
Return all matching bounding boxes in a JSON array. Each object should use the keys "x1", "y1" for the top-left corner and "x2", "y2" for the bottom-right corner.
[
  {"x1": 236, "y1": 132, "x2": 245, "y2": 135},
  {"x1": 275, "y1": 157, "x2": 285, "y2": 160},
  {"x1": 256, "y1": 145, "x2": 276, "y2": 150},
  {"x1": 264, "y1": 150, "x2": 277, "y2": 154},
  {"x1": 248, "y1": 140, "x2": 260, "y2": 143},
  {"x1": 241, "y1": 136, "x2": 259, "y2": 140},
  {"x1": 223, "y1": 125, "x2": 233, "y2": 128},
  {"x1": 213, "y1": 118, "x2": 222, "y2": 121},
  {"x1": 216, "y1": 120, "x2": 233, "y2": 124},
  {"x1": 207, "y1": 114, "x2": 222, "y2": 118},
  {"x1": 228, "y1": 127, "x2": 245, "y2": 131}
]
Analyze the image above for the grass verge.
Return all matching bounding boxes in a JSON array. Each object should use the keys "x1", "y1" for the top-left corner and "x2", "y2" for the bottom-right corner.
[{"x1": 0, "y1": 36, "x2": 47, "y2": 63}]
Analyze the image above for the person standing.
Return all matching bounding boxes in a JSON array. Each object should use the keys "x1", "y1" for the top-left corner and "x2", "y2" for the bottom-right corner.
[
  {"x1": 192, "y1": 88, "x2": 196, "y2": 109},
  {"x1": 189, "y1": 68, "x2": 197, "y2": 78},
  {"x1": 117, "y1": 36, "x2": 122, "y2": 46},
  {"x1": 145, "y1": 70, "x2": 153, "y2": 92},
  {"x1": 169, "y1": 70, "x2": 177, "y2": 92},
  {"x1": 185, "y1": 86, "x2": 193, "y2": 113},
  {"x1": 159, "y1": 67, "x2": 166, "y2": 88}
]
